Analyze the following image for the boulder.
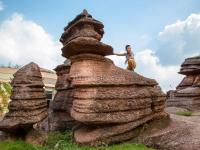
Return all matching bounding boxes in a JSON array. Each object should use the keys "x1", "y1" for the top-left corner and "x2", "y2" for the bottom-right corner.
[
  {"x1": 60, "y1": 9, "x2": 113, "y2": 58},
  {"x1": 47, "y1": 64, "x2": 77, "y2": 131},
  {"x1": 167, "y1": 56, "x2": 200, "y2": 110},
  {"x1": 179, "y1": 56, "x2": 200, "y2": 75},
  {"x1": 69, "y1": 54, "x2": 167, "y2": 145},
  {"x1": 132, "y1": 115, "x2": 200, "y2": 150},
  {"x1": 0, "y1": 62, "x2": 47, "y2": 133},
  {"x1": 59, "y1": 9, "x2": 168, "y2": 145}
]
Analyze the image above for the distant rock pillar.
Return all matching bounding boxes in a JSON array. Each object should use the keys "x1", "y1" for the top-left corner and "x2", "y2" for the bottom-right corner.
[{"x1": 167, "y1": 56, "x2": 200, "y2": 110}]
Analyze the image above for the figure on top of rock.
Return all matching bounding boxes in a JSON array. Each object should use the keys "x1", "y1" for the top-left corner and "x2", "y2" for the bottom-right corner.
[
  {"x1": 59, "y1": 9, "x2": 167, "y2": 146},
  {"x1": 114, "y1": 44, "x2": 136, "y2": 71}
]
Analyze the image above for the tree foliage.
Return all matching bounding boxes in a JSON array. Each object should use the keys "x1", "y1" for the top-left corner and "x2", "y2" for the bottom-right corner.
[{"x1": 0, "y1": 82, "x2": 12, "y2": 115}]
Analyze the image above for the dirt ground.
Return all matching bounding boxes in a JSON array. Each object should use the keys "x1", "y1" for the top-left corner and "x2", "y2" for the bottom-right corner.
[{"x1": 166, "y1": 106, "x2": 200, "y2": 123}]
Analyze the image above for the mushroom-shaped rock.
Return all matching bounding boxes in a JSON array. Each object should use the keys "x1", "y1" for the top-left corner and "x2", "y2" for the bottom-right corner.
[
  {"x1": 58, "y1": 10, "x2": 168, "y2": 145},
  {"x1": 167, "y1": 55, "x2": 200, "y2": 110}
]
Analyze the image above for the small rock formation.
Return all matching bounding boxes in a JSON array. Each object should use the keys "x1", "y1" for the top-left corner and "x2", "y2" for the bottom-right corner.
[
  {"x1": 0, "y1": 62, "x2": 47, "y2": 133},
  {"x1": 47, "y1": 63, "x2": 77, "y2": 131},
  {"x1": 167, "y1": 56, "x2": 200, "y2": 110},
  {"x1": 60, "y1": 9, "x2": 113, "y2": 58},
  {"x1": 60, "y1": 9, "x2": 168, "y2": 146},
  {"x1": 131, "y1": 114, "x2": 200, "y2": 150}
]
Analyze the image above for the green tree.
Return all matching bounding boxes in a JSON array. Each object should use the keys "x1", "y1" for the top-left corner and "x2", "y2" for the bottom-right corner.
[{"x1": 0, "y1": 82, "x2": 12, "y2": 116}]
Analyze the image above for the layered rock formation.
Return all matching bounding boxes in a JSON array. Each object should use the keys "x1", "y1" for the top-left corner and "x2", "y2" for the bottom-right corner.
[
  {"x1": 60, "y1": 9, "x2": 113, "y2": 58},
  {"x1": 59, "y1": 9, "x2": 168, "y2": 145},
  {"x1": 167, "y1": 56, "x2": 200, "y2": 110},
  {"x1": 130, "y1": 113, "x2": 200, "y2": 150},
  {"x1": 0, "y1": 62, "x2": 47, "y2": 133},
  {"x1": 47, "y1": 63, "x2": 77, "y2": 131}
]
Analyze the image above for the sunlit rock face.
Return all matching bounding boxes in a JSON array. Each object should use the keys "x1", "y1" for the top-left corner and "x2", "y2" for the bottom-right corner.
[
  {"x1": 167, "y1": 56, "x2": 200, "y2": 110},
  {"x1": 0, "y1": 62, "x2": 47, "y2": 133},
  {"x1": 60, "y1": 9, "x2": 113, "y2": 58},
  {"x1": 60, "y1": 9, "x2": 168, "y2": 146}
]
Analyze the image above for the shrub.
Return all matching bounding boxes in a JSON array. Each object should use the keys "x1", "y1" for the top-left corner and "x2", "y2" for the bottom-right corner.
[{"x1": 176, "y1": 110, "x2": 193, "y2": 116}]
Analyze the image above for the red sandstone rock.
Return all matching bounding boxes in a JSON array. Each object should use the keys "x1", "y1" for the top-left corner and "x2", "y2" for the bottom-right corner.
[
  {"x1": 46, "y1": 63, "x2": 77, "y2": 131},
  {"x1": 60, "y1": 9, "x2": 104, "y2": 44},
  {"x1": 179, "y1": 56, "x2": 200, "y2": 75},
  {"x1": 177, "y1": 75, "x2": 196, "y2": 89},
  {"x1": 69, "y1": 54, "x2": 167, "y2": 145},
  {"x1": 59, "y1": 10, "x2": 167, "y2": 145},
  {"x1": 167, "y1": 56, "x2": 200, "y2": 110},
  {"x1": 60, "y1": 9, "x2": 113, "y2": 58},
  {"x1": 61, "y1": 37, "x2": 113, "y2": 58},
  {"x1": 0, "y1": 62, "x2": 48, "y2": 133},
  {"x1": 51, "y1": 64, "x2": 73, "y2": 111}
]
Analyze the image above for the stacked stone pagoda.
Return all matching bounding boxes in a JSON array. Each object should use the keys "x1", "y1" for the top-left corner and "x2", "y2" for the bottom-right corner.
[
  {"x1": 59, "y1": 9, "x2": 168, "y2": 145},
  {"x1": 167, "y1": 56, "x2": 200, "y2": 110},
  {"x1": 0, "y1": 62, "x2": 47, "y2": 133}
]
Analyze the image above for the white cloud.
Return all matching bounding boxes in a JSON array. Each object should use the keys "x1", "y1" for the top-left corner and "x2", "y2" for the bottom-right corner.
[
  {"x1": 108, "y1": 50, "x2": 183, "y2": 92},
  {"x1": 107, "y1": 51, "x2": 126, "y2": 68},
  {"x1": 1, "y1": 12, "x2": 198, "y2": 92},
  {"x1": 0, "y1": 13, "x2": 64, "y2": 69},
  {"x1": 138, "y1": 34, "x2": 150, "y2": 48},
  {"x1": 135, "y1": 49, "x2": 182, "y2": 92},
  {"x1": 0, "y1": 1, "x2": 4, "y2": 11},
  {"x1": 157, "y1": 13, "x2": 200, "y2": 65},
  {"x1": 109, "y1": 13, "x2": 200, "y2": 91}
]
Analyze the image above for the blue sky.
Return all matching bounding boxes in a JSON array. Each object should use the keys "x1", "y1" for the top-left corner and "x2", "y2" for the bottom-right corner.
[
  {"x1": 1, "y1": 0, "x2": 200, "y2": 49},
  {"x1": 0, "y1": 0, "x2": 200, "y2": 91}
]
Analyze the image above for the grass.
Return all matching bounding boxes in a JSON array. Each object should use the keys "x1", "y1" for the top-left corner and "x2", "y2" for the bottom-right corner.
[
  {"x1": 176, "y1": 110, "x2": 193, "y2": 116},
  {"x1": 0, "y1": 140, "x2": 44, "y2": 150},
  {"x1": 0, "y1": 131, "x2": 153, "y2": 150}
]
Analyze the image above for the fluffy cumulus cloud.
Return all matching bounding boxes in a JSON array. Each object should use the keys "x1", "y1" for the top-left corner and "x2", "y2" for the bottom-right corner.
[
  {"x1": 109, "y1": 13, "x2": 200, "y2": 91},
  {"x1": 0, "y1": 13, "x2": 64, "y2": 69},
  {"x1": 157, "y1": 13, "x2": 200, "y2": 65},
  {"x1": 0, "y1": 1, "x2": 4, "y2": 11},
  {"x1": 1, "y1": 12, "x2": 199, "y2": 91},
  {"x1": 108, "y1": 50, "x2": 183, "y2": 92},
  {"x1": 135, "y1": 49, "x2": 182, "y2": 91}
]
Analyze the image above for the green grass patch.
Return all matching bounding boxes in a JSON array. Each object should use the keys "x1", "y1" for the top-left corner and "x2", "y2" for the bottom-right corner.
[
  {"x1": 176, "y1": 110, "x2": 193, "y2": 116},
  {"x1": 0, "y1": 131, "x2": 153, "y2": 150},
  {"x1": 0, "y1": 140, "x2": 44, "y2": 150}
]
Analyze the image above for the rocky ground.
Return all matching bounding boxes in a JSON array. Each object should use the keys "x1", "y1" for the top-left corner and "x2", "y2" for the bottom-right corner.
[
  {"x1": 0, "y1": 117, "x2": 8, "y2": 141},
  {"x1": 133, "y1": 107, "x2": 200, "y2": 150},
  {"x1": 166, "y1": 106, "x2": 200, "y2": 123},
  {"x1": 1, "y1": 107, "x2": 200, "y2": 150}
]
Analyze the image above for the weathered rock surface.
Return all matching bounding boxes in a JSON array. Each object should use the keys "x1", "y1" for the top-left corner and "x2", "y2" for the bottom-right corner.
[
  {"x1": 167, "y1": 56, "x2": 200, "y2": 110},
  {"x1": 69, "y1": 53, "x2": 167, "y2": 145},
  {"x1": 0, "y1": 62, "x2": 47, "y2": 133},
  {"x1": 59, "y1": 9, "x2": 168, "y2": 145},
  {"x1": 132, "y1": 114, "x2": 200, "y2": 150},
  {"x1": 179, "y1": 56, "x2": 200, "y2": 75},
  {"x1": 60, "y1": 9, "x2": 113, "y2": 58},
  {"x1": 46, "y1": 64, "x2": 77, "y2": 131}
]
